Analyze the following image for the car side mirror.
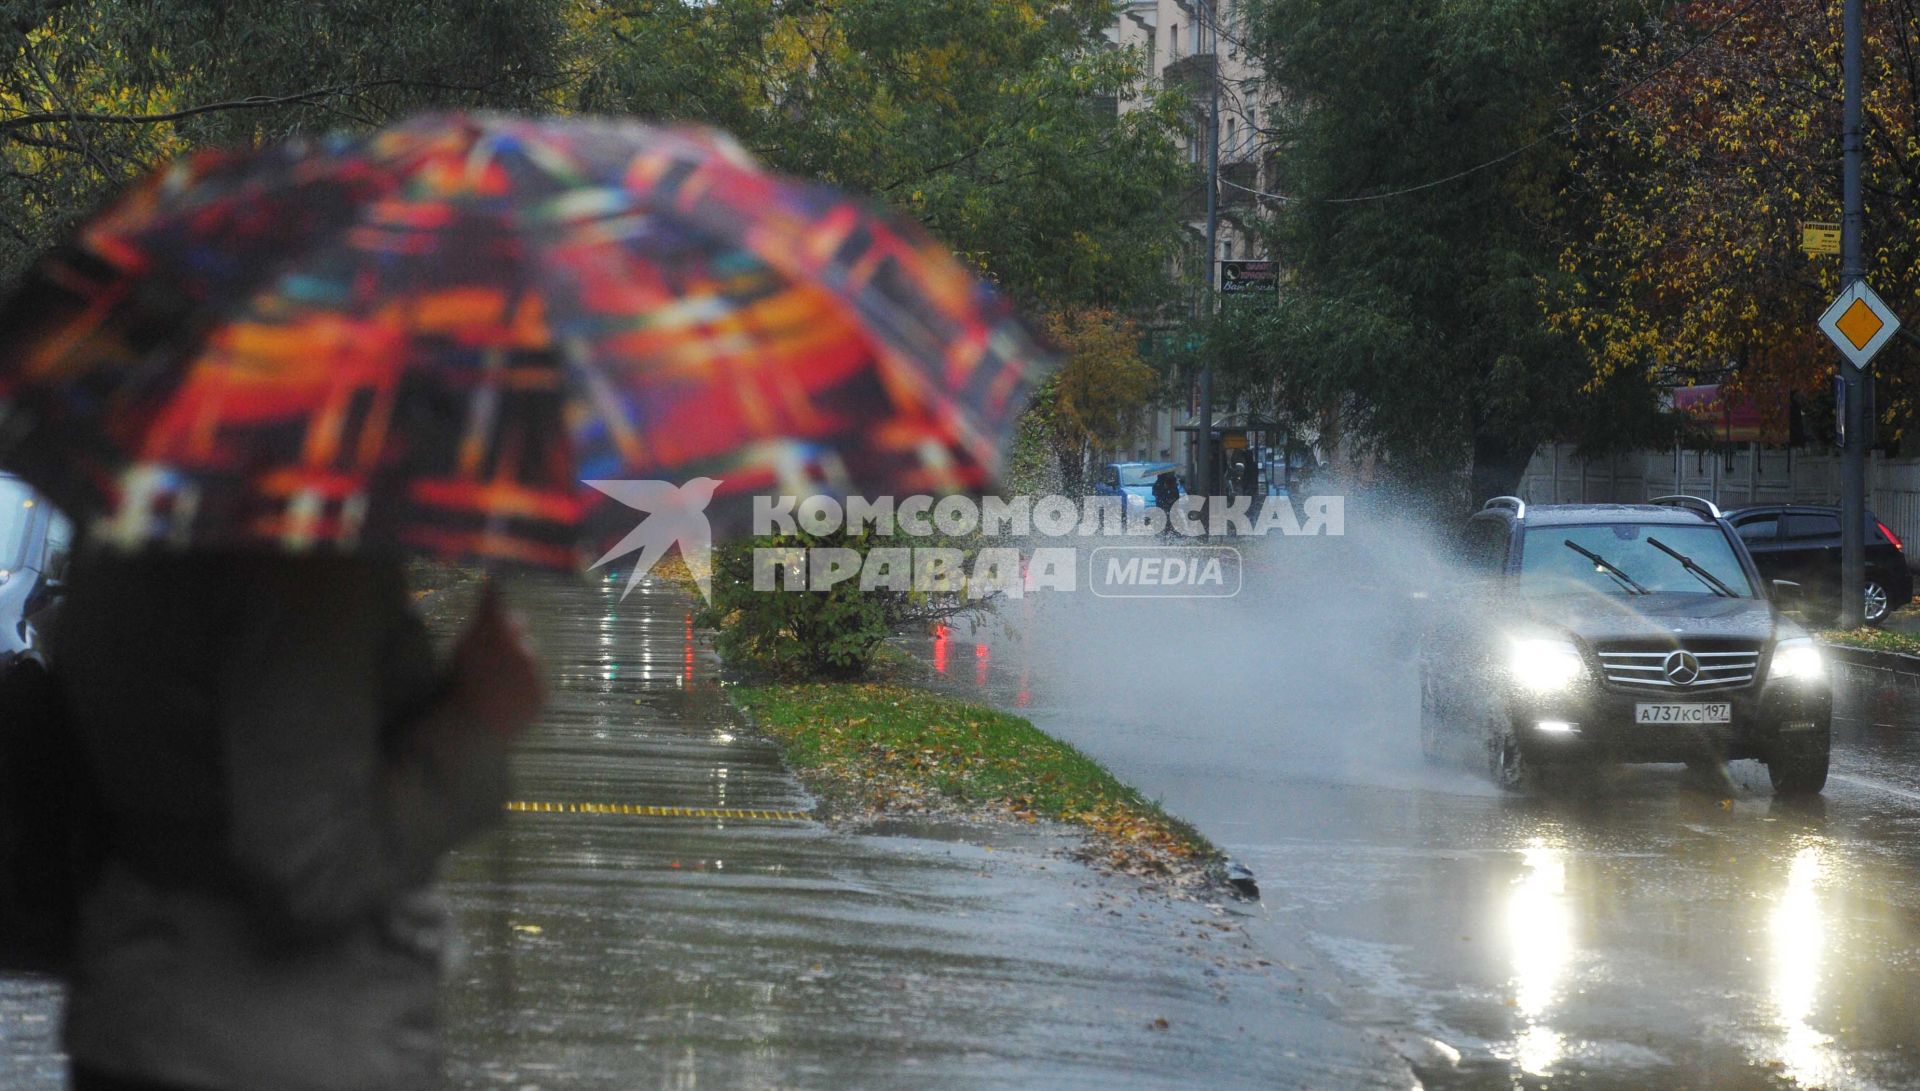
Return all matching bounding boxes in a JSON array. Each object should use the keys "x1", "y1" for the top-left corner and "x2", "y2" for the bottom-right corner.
[{"x1": 1771, "y1": 579, "x2": 1807, "y2": 617}]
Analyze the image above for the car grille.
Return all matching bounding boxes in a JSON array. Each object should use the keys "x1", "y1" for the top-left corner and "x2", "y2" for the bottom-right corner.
[{"x1": 1593, "y1": 641, "x2": 1763, "y2": 692}]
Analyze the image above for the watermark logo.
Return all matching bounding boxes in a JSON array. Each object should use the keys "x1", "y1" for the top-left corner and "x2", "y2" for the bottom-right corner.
[
  {"x1": 586, "y1": 477, "x2": 721, "y2": 602},
  {"x1": 1089, "y1": 545, "x2": 1243, "y2": 598},
  {"x1": 585, "y1": 479, "x2": 1344, "y2": 601}
]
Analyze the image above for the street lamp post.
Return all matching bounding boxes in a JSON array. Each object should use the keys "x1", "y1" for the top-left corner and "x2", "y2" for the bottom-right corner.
[
  {"x1": 1196, "y1": 0, "x2": 1221, "y2": 507},
  {"x1": 1839, "y1": 0, "x2": 1867, "y2": 628}
]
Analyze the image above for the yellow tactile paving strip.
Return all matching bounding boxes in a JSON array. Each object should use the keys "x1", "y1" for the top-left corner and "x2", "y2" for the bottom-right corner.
[{"x1": 505, "y1": 800, "x2": 812, "y2": 822}]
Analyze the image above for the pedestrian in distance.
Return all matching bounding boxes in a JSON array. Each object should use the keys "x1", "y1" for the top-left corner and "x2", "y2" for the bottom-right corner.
[
  {"x1": 56, "y1": 554, "x2": 545, "y2": 1091},
  {"x1": 1152, "y1": 469, "x2": 1181, "y2": 516}
]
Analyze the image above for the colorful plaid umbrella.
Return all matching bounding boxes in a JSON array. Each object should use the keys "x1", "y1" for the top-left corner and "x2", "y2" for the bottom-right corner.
[{"x1": 0, "y1": 113, "x2": 1049, "y2": 568}]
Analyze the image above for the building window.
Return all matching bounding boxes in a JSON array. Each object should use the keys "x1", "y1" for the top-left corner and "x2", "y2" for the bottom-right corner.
[
  {"x1": 1170, "y1": 23, "x2": 1179, "y2": 60},
  {"x1": 1226, "y1": 118, "x2": 1236, "y2": 155},
  {"x1": 1224, "y1": 241, "x2": 1235, "y2": 260}
]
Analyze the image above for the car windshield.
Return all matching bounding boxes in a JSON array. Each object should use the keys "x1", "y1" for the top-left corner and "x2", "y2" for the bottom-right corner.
[
  {"x1": 1518, "y1": 522, "x2": 1755, "y2": 598},
  {"x1": 0, "y1": 478, "x2": 34, "y2": 571}
]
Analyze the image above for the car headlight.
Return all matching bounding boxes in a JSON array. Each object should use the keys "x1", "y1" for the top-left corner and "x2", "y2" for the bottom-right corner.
[
  {"x1": 1508, "y1": 636, "x2": 1588, "y2": 694},
  {"x1": 1771, "y1": 637, "x2": 1826, "y2": 684}
]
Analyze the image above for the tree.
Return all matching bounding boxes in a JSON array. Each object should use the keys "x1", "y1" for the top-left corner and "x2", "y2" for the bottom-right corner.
[
  {"x1": 7, "y1": 1, "x2": 1190, "y2": 315},
  {"x1": 2, "y1": 0, "x2": 574, "y2": 281},
  {"x1": 1220, "y1": 0, "x2": 1669, "y2": 503},
  {"x1": 1551, "y1": 0, "x2": 1919, "y2": 442},
  {"x1": 575, "y1": 0, "x2": 1190, "y2": 314},
  {"x1": 1005, "y1": 307, "x2": 1159, "y2": 493}
]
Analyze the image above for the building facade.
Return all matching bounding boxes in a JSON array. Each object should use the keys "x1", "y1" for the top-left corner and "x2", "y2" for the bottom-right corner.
[
  {"x1": 1109, "y1": 1, "x2": 1270, "y2": 279},
  {"x1": 1105, "y1": 3, "x2": 1283, "y2": 482}
]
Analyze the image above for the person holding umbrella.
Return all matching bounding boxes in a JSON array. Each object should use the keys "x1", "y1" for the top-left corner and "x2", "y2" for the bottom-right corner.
[
  {"x1": 0, "y1": 115, "x2": 1048, "y2": 1091},
  {"x1": 56, "y1": 557, "x2": 541, "y2": 1091}
]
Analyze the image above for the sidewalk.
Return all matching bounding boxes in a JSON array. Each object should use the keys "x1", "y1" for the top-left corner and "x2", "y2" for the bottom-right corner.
[
  {"x1": 0, "y1": 574, "x2": 1403, "y2": 1089},
  {"x1": 432, "y1": 574, "x2": 1404, "y2": 1089}
]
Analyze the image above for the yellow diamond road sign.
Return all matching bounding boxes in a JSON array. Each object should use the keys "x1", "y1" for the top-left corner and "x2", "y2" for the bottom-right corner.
[{"x1": 1819, "y1": 280, "x2": 1900, "y2": 370}]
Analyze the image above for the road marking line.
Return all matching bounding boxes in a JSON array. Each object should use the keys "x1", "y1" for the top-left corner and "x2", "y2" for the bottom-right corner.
[{"x1": 505, "y1": 800, "x2": 813, "y2": 822}]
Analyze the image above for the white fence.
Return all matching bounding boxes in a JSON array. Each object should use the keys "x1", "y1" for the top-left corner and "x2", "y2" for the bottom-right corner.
[{"x1": 1517, "y1": 442, "x2": 1920, "y2": 551}]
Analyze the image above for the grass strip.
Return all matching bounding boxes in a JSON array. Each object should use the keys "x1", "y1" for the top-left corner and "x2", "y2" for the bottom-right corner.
[
  {"x1": 1818, "y1": 625, "x2": 1920, "y2": 657},
  {"x1": 733, "y1": 682, "x2": 1218, "y2": 873}
]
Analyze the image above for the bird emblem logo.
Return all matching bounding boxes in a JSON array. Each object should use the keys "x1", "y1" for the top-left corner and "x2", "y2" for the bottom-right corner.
[{"x1": 585, "y1": 477, "x2": 722, "y2": 602}]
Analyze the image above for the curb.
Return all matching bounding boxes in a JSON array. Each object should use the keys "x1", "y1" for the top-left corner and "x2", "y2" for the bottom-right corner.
[{"x1": 1819, "y1": 641, "x2": 1920, "y2": 677}]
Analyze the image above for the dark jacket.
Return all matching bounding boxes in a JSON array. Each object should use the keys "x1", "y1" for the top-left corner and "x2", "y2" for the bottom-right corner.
[
  {"x1": 1152, "y1": 473, "x2": 1180, "y2": 512},
  {"x1": 57, "y1": 553, "x2": 511, "y2": 1090}
]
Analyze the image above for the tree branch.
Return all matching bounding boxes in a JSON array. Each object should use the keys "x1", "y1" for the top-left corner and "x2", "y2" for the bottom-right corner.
[{"x1": 0, "y1": 77, "x2": 501, "y2": 134}]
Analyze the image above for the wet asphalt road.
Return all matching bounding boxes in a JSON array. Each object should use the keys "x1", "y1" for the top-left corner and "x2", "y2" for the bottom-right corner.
[{"x1": 916, "y1": 539, "x2": 1920, "y2": 1091}]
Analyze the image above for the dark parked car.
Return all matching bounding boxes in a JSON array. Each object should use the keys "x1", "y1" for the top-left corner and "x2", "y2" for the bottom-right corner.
[
  {"x1": 0, "y1": 475, "x2": 73, "y2": 683},
  {"x1": 1724, "y1": 504, "x2": 1913, "y2": 625},
  {"x1": 1420, "y1": 496, "x2": 1831, "y2": 795}
]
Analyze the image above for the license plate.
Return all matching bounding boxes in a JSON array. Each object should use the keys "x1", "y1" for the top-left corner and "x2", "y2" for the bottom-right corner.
[{"x1": 1635, "y1": 702, "x2": 1731, "y2": 725}]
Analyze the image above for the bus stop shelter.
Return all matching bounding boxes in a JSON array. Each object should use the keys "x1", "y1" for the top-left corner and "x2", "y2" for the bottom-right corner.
[{"x1": 1173, "y1": 412, "x2": 1298, "y2": 497}]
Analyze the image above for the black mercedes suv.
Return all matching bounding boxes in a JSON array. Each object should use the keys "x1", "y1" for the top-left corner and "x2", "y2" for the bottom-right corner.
[{"x1": 1420, "y1": 496, "x2": 1831, "y2": 795}]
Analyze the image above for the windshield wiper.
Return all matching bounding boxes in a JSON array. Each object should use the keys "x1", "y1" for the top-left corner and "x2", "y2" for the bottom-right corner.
[
  {"x1": 1563, "y1": 539, "x2": 1649, "y2": 595},
  {"x1": 1645, "y1": 536, "x2": 1737, "y2": 597}
]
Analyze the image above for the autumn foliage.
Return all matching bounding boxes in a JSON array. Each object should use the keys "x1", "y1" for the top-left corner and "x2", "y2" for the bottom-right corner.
[
  {"x1": 1006, "y1": 307, "x2": 1159, "y2": 493},
  {"x1": 1552, "y1": 0, "x2": 1920, "y2": 433}
]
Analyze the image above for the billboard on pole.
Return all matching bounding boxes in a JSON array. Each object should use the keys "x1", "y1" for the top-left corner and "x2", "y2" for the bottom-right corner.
[{"x1": 1219, "y1": 259, "x2": 1278, "y2": 301}]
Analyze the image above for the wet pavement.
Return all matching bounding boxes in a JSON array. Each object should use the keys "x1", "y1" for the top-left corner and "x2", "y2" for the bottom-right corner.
[
  {"x1": 433, "y1": 573, "x2": 1403, "y2": 1090},
  {"x1": 1, "y1": 570, "x2": 1410, "y2": 1090},
  {"x1": 909, "y1": 534, "x2": 1920, "y2": 1090}
]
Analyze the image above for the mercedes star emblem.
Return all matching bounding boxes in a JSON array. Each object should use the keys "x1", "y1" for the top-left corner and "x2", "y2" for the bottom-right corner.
[{"x1": 1663, "y1": 650, "x2": 1702, "y2": 686}]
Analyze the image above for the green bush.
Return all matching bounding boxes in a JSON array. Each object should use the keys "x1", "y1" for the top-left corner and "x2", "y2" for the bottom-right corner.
[
  {"x1": 699, "y1": 529, "x2": 1000, "y2": 680},
  {"x1": 699, "y1": 530, "x2": 888, "y2": 680}
]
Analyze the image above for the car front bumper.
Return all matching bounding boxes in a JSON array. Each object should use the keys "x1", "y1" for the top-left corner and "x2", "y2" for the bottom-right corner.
[{"x1": 1505, "y1": 678, "x2": 1831, "y2": 763}]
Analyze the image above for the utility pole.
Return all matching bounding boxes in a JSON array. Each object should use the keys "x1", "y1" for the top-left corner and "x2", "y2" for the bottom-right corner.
[
  {"x1": 1839, "y1": 0, "x2": 1867, "y2": 627},
  {"x1": 1196, "y1": 0, "x2": 1221, "y2": 508}
]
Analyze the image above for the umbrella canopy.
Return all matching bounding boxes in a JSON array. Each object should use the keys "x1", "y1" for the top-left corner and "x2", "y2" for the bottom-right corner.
[{"x1": 0, "y1": 113, "x2": 1050, "y2": 568}]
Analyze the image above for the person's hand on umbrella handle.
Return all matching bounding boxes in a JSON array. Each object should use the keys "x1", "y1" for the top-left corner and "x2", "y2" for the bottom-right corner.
[{"x1": 450, "y1": 582, "x2": 546, "y2": 738}]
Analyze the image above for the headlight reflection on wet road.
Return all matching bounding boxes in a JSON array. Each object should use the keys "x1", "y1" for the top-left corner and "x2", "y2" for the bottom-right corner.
[
  {"x1": 598, "y1": 609, "x2": 620, "y2": 685},
  {"x1": 1770, "y1": 841, "x2": 1834, "y2": 1088},
  {"x1": 1507, "y1": 839, "x2": 1572, "y2": 1077}
]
